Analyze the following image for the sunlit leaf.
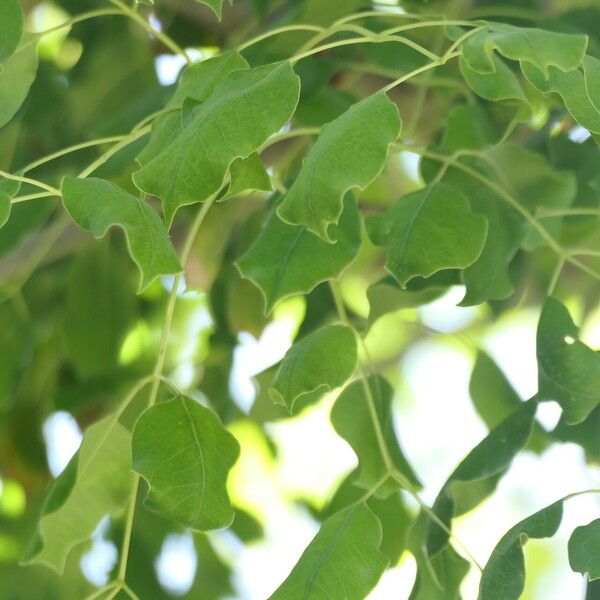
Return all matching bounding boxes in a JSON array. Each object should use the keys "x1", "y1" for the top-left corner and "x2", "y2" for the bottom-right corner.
[
  {"x1": 269, "y1": 503, "x2": 388, "y2": 600},
  {"x1": 237, "y1": 194, "x2": 361, "y2": 313},
  {"x1": 61, "y1": 177, "x2": 182, "y2": 292},
  {"x1": 277, "y1": 92, "x2": 400, "y2": 241},
  {"x1": 366, "y1": 182, "x2": 488, "y2": 286},
  {"x1": 331, "y1": 375, "x2": 420, "y2": 497},
  {"x1": 537, "y1": 297, "x2": 600, "y2": 425},
  {"x1": 0, "y1": 0, "x2": 23, "y2": 63},
  {"x1": 25, "y1": 414, "x2": 134, "y2": 573},
  {"x1": 479, "y1": 501, "x2": 564, "y2": 600},
  {"x1": 269, "y1": 324, "x2": 357, "y2": 413},
  {"x1": 133, "y1": 61, "x2": 300, "y2": 225},
  {"x1": 0, "y1": 40, "x2": 38, "y2": 129},
  {"x1": 132, "y1": 395, "x2": 240, "y2": 530}
]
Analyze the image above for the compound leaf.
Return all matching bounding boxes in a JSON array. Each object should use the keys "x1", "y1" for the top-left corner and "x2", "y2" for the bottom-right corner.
[
  {"x1": 277, "y1": 92, "x2": 400, "y2": 241},
  {"x1": 269, "y1": 503, "x2": 388, "y2": 600},
  {"x1": 61, "y1": 177, "x2": 181, "y2": 292},
  {"x1": 132, "y1": 395, "x2": 240, "y2": 530},
  {"x1": 25, "y1": 414, "x2": 134, "y2": 573},
  {"x1": 270, "y1": 324, "x2": 357, "y2": 413},
  {"x1": 331, "y1": 375, "x2": 420, "y2": 497},
  {"x1": 479, "y1": 501, "x2": 564, "y2": 600},
  {"x1": 133, "y1": 61, "x2": 300, "y2": 225},
  {"x1": 537, "y1": 297, "x2": 600, "y2": 425},
  {"x1": 366, "y1": 182, "x2": 488, "y2": 286},
  {"x1": 237, "y1": 194, "x2": 361, "y2": 313},
  {"x1": 569, "y1": 518, "x2": 600, "y2": 580},
  {"x1": 0, "y1": 0, "x2": 23, "y2": 62}
]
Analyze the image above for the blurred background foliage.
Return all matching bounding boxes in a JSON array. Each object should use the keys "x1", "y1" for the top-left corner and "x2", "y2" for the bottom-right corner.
[{"x1": 1, "y1": 0, "x2": 600, "y2": 598}]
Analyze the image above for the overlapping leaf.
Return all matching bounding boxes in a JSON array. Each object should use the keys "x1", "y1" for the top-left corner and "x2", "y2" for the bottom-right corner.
[
  {"x1": 133, "y1": 61, "x2": 300, "y2": 224},
  {"x1": 0, "y1": 177, "x2": 20, "y2": 229},
  {"x1": 277, "y1": 92, "x2": 400, "y2": 241},
  {"x1": 237, "y1": 194, "x2": 361, "y2": 313},
  {"x1": 479, "y1": 501, "x2": 564, "y2": 600},
  {"x1": 219, "y1": 153, "x2": 271, "y2": 202},
  {"x1": 0, "y1": 0, "x2": 23, "y2": 63},
  {"x1": 61, "y1": 177, "x2": 181, "y2": 292},
  {"x1": 366, "y1": 182, "x2": 488, "y2": 286},
  {"x1": 24, "y1": 414, "x2": 134, "y2": 573},
  {"x1": 269, "y1": 503, "x2": 388, "y2": 600},
  {"x1": 270, "y1": 324, "x2": 357, "y2": 412},
  {"x1": 331, "y1": 375, "x2": 420, "y2": 497},
  {"x1": 537, "y1": 297, "x2": 600, "y2": 425},
  {"x1": 132, "y1": 395, "x2": 240, "y2": 530}
]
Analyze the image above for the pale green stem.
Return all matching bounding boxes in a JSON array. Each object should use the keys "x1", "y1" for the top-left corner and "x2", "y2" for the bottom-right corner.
[
  {"x1": 28, "y1": 9, "x2": 122, "y2": 39},
  {"x1": 381, "y1": 19, "x2": 483, "y2": 36},
  {"x1": 0, "y1": 170, "x2": 60, "y2": 196},
  {"x1": 260, "y1": 127, "x2": 321, "y2": 151},
  {"x1": 537, "y1": 208, "x2": 600, "y2": 218},
  {"x1": 547, "y1": 257, "x2": 566, "y2": 296},
  {"x1": 22, "y1": 136, "x2": 126, "y2": 173},
  {"x1": 442, "y1": 25, "x2": 484, "y2": 61},
  {"x1": 83, "y1": 582, "x2": 118, "y2": 600},
  {"x1": 237, "y1": 24, "x2": 325, "y2": 52},
  {"x1": 107, "y1": 0, "x2": 192, "y2": 63}
]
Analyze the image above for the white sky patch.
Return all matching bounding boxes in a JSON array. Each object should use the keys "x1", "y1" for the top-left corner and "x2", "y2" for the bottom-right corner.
[
  {"x1": 80, "y1": 516, "x2": 117, "y2": 587},
  {"x1": 42, "y1": 411, "x2": 82, "y2": 477},
  {"x1": 154, "y1": 48, "x2": 216, "y2": 86},
  {"x1": 155, "y1": 532, "x2": 198, "y2": 596},
  {"x1": 568, "y1": 125, "x2": 591, "y2": 143},
  {"x1": 418, "y1": 285, "x2": 478, "y2": 333}
]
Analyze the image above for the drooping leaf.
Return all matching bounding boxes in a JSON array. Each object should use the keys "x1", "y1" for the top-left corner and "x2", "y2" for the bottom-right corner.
[
  {"x1": 61, "y1": 177, "x2": 182, "y2": 292},
  {"x1": 522, "y1": 55, "x2": 600, "y2": 134},
  {"x1": 537, "y1": 297, "x2": 600, "y2": 425},
  {"x1": 133, "y1": 61, "x2": 300, "y2": 224},
  {"x1": 269, "y1": 324, "x2": 357, "y2": 413},
  {"x1": 132, "y1": 395, "x2": 240, "y2": 530},
  {"x1": 478, "y1": 501, "x2": 564, "y2": 600},
  {"x1": 0, "y1": 39, "x2": 38, "y2": 129},
  {"x1": 25, "y1": 414, "x2": 135, "y2": 573},
  {"x1": 219, "y1": 152, "x2": 271, "y2": 202},
  {"x1": 62, "y1": 242, "x2": 136, "y2": 378},
  {"x1": 331, "y1": 375, "x2": 420, "y2": 497},
  {"x1": 277, "y1": 92, "x2": 400, "y2": 241},
  {"x1": 269, "y1": 503, "x2": 388, "y2": 600},
  {"x1": 425, "y1": 401, "x2": 537, "y2": 559},
  {"x1": 194, "y1": 0, "x2": 234, "y2": 19},
  {"x1": 366, "y1": 182, "x2": 488, "y2": 286},
  {"x1": 569, "y1": 518, "x2": 600, "y2": 580},
  {"x1": 462, "y1": 23, "x2": 588, "y2": 76},
  {"x1": 137, "y1": 51, "x2": 249, "y2": 166},
  {"x1": 0, "y1": 0, "x2": 23, "y2": 63},
  {"x1": 237, "y1": 193, "x2": 361, "y2": 313}
]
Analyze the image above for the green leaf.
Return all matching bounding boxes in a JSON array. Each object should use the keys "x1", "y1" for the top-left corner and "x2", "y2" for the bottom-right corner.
[
  {"x1": 219, "y1": 152, "x2": 271, "y2": 202},
  {"x1": 462, "y1": 23, "x2": 588, "y2": 76},
  {"x1": 61, "y1": 177, "x2": 182, "y2": 292},
  {"x1": 194, "y1": 0, "x2": 234, "y2": 19},
  {"x1": 366, "y1": 182, "x2": 488, "y2": 286},
  {"x1": 269, "y1": 503, "x2": 388, "y2": 600},
  {"x1": 63, "y1": 242, "x2": 136, "y2": 378},
  {"x1": 25, "y1": 414, "x2": 135, "y2": 573},
  {"x1": 0, "y1": 177, "x2": 19, "y2": 228},
  {"x1": 269, "y1": 324, "x2": 357, "y2": 413},
  {"x1": 331, "y1": 375, "x2": 420, "y2": 497},
  {"x1": 133, "y1": 61, "x2": 300, "y2": 225},
  {"x1": 0, "y1": 0, "x2": 23, "y2": 63},
  {"x1": 137, "y1": 51, "x2": 249, "y2": 167},
  {"x1": 0, "y1": 39, "x2": 38, "y2": 129},
  {"x1": 277, "y1": 92, "x2": 400, "y2": 241},
  {"x1": 569, "y1": 518, "x2": 600, "y2": 580},
  {"x1": 132, "y1": 395, "x2": 240, "y2": 530},
  {"x1": 537, "y1": 297, "x2": 600, "y2": 425},
  {"x1": 237, "y1": 193, "x2": 361, "y2": 313},
  {"x1": 522, "y1": 55, "x2": 600, "y2": 134},
  {"x1": 425, "y1": 401, "x2": 537, "y2": 559},
  {"x1": 479, "y1": 501, "x2": 564, "y2": 600}
]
